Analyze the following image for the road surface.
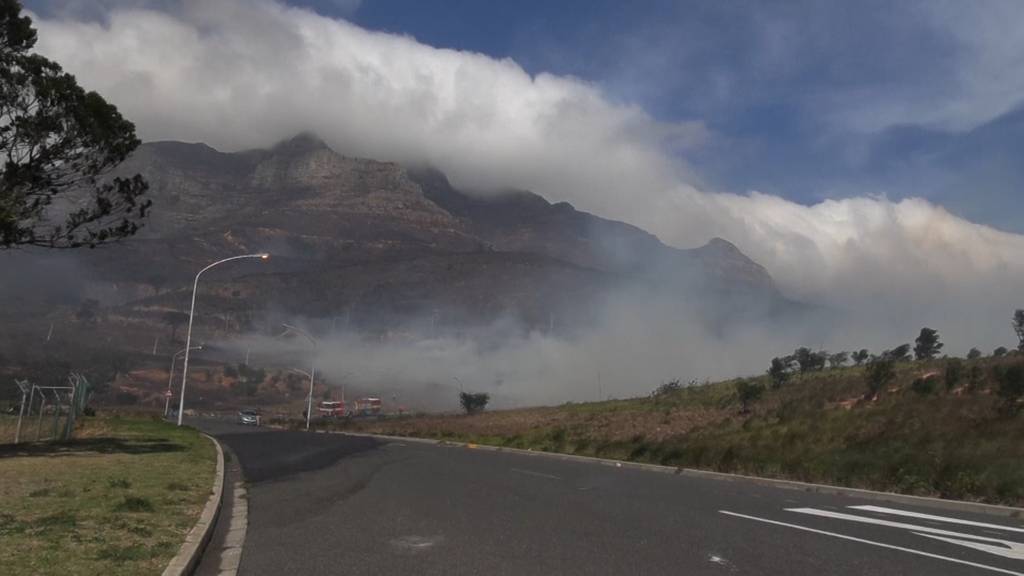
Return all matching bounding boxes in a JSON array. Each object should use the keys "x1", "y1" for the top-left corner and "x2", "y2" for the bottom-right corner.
[{"x1": 192, "y1": 419, "x2": 1024, "y2": 575}]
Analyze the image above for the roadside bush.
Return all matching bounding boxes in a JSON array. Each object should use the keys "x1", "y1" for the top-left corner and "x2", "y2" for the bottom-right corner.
[
  {"x1": 459, "y1": 392, "x2": 490, "y2": 414},
  {"x1": 944, "y1": 359, "x2": 963, "y2": 391},
  {"x1": 865, "y1": 357, "x2": 896, "y2": 399},
  {"x1": 997, "y1": 364, "x2": 1024, "y2": 414},
  {"x1": 911, "y1": 376, "x2": 936, "y2": 395},
  {"x1": 734, "y1": 380, "x2": 763, "y2": 414}
]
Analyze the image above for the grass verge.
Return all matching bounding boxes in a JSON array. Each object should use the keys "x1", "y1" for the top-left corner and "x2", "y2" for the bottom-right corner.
[{"x1": 0, "y1": 416, "x2": 216, "y2": 575}]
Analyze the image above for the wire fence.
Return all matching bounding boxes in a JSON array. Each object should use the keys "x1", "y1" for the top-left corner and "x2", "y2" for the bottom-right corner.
[{"x1": 1, "y1": 374, "x2": 90, "y2": 445}]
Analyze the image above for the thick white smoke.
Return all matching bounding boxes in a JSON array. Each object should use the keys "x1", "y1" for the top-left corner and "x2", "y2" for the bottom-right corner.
[{"x1": 27, "y1": 0, "x2": 1024, "y2": 386}]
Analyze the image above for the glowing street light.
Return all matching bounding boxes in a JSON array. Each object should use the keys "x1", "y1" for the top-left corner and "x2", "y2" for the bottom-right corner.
[{"x1": 177, "y1": 253, "x2": 269, "y2": 426}]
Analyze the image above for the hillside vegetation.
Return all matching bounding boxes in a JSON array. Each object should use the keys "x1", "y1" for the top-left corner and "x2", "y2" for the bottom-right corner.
[{"x1": 340, "y1": 352, "x2": 1024, "y2": 506}]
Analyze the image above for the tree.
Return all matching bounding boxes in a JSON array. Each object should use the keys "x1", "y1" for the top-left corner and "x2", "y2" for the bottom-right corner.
[
  {"x1": 1, "y1": 1, "x2": 150, "y2": 249},
  {"x1": 864, "y1": 357, "x2": 896, "y2": 400},
  {"x1": 885, "y1": 344, "x2": 912, "y2": 363},
  {"x1": 794, "y1": 347, "x2": 827, "y2": 373},
  {"x1": 768, "y1": 357, "x2": 790, "y2": 389},
  {"x1": 967, "y1": 348, "x2": 983, "y2": 360},
  {"x1": 996, "y1": 364, "x2": 1024, "y2": 414},
  {"x1": 162, "y1": 310, "x2": 188, "y2": 343},
  {"x1": 459, "y1": 392, "x2": 490, "y2": 414},
  {"x1": 1014, "y1": 310, "x2": 1024, "y2": 352},
  {"x1": 851, "y1": 349, "x2": 870, "y2": 366},
  {"x1": 828, "y1": 351, "x2": 849, "y2": 369},
  {"x1": 994, "y1": 347, "x2": 1009, "y2": 358},
  {"x1": 734, "y1": 379, "x2": 763, "y2": 414},
  {"x1": 914, "y1": 328, "x2": 943, "y2": 360}
]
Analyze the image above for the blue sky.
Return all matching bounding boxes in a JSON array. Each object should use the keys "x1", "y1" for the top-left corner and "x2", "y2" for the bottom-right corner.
[{"x1": 286, "y1": 0, "x2": 1024, "y2": 233}]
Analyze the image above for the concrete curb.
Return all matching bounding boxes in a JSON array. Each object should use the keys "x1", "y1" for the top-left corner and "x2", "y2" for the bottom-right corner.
[
  {"x1": 341, "y1": 430, "x2": 1024, "y2": 520},
  {"x1": 162, "y1": 433, "x2": 225, "y2": 576}
]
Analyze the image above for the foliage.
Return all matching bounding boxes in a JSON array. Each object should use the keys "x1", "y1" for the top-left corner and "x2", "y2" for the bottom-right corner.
[
  {"x1": 0, "y1": 0, "x2": 150, "y2": 249},
  {"x1": 886, "y1": 344, "x2": 912, "y2": 362},
  {"x1": 459, "y1": 392, "x2": 490, "y2": 414},
  {"x1": 794, "y1": 347, "x2": 827, "y2": 373},
  {"x1": 913, "y1": 328, "x2": 943, "y2": 360},
  {"x1": 996, "y1": 363, "x2": 1024, "y2": 414},
  {"x1": 944, "y1": 358, "x2": 963, "y2": 390},
  {"x1": 851, "y1": 349, "x2": 870, "y2": 366},
  {"x1": 652, "y1": 378, "x2": 682, "y2": 397},
  {"x1": 1015, "y1": 310, "x2": 1024, "y2": 352},
  {"x1": 994, "y1": 347, "x2": 1009, "y2": 358},
  {"x1": 864, "y1": 357, "x2": 896, "y2": 399},
  {"x1": 767, "y1": 357, "x2": 790, "y2": 389},
  {"x1": 828, "y1": 351, "x2": 849, "y2": 369},
  {"x1": 967, "y1": 348, "x2": 983, "y2": 360},
  {"x1": 161, "y1": 311, "x2": 188, "y2": 342},
  {"x1": 734, "y1": 379, "x2": 763, "y2": 413},
  {"x1": 911, "y1": 376, "x2": 936, "y2": 395}
]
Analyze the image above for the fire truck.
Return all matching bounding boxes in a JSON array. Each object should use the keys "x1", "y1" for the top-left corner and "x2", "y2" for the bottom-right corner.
[
  {"x1": 352, "y1": 397, "x2": 382, "y2": 417},
  {"x1": 316, "y1": 400, "x2": 346, "y2": 418}
]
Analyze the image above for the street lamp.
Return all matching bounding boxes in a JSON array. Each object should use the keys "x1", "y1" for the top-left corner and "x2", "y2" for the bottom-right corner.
[
  {"x1": 178, "y1": 253, "x2": 269, "y2": 426},
  {"x1": 281, "y1": 323, "x2": 317, "y2": 431},
  {"x1": 166, "y1": 345, "x2": 201, "y2": 418}
]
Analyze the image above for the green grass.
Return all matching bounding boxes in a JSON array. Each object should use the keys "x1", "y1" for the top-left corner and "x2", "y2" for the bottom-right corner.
[
  {"x1": 0, "y1": 416, "x2": 216, "y2": 575},
  {"x1": 343, "y1": 356, "x2": 1024, "y2": 507}
]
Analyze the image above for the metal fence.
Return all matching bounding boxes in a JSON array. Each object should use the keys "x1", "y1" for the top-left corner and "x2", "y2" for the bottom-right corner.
[{"x1": 2, "y1": 373, "x2": 90, "y2": 445}]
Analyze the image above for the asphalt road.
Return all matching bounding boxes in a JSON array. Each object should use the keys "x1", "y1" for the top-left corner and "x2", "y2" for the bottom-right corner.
[{"x1": 193, "y1": 419, "x2": 1024, "y2": 575}]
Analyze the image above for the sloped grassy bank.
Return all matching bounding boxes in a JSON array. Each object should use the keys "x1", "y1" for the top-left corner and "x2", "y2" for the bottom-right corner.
[{"x1": 336, "y1": 356, "x2": 1024, "y2": 506}]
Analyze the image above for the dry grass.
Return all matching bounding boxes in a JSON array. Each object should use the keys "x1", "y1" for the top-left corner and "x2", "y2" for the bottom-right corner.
[{"x1": 333, "y1": 355, "x2": 1024, "y2": 506}]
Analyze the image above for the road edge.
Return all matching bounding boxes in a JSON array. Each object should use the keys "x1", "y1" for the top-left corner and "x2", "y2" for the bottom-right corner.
[
  {"x1": 340, "y1": 430, "x2": 1024, "y2": 520},
  {"x1": 162, "y1": 433, "x2": 225, "y2": 576}
]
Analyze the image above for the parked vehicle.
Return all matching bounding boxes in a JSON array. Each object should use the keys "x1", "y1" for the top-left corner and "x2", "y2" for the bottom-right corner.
[
  {"x1": 317, "y1": 400, "x2": 346, "y2": 418},
  {"x1": 352, "y1": 397, "x2": 383, "y2": 417},
  {"x1": 238, "y1": 409, "x2": 261, "y2": 426}
]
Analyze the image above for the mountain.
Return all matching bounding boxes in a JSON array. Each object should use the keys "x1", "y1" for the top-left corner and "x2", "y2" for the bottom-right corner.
[{"x1": 4, "y1": 134, "x2": 791, "y2": 344}]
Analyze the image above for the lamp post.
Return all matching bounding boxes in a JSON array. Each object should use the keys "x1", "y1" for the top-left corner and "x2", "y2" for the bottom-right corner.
[
  {"x1": 166, "y1": 345, "x2": 201, "y2": 418},
  {"x1": 178, "y1": 253, "x2": 269, "y2": 426},
  {"x1": 281, "y1": 323, "x2": 317, "y2": 431}
]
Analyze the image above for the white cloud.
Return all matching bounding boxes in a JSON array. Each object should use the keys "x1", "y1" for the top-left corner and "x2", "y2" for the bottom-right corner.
[{"x1": 29, "y1": 0, "x2": 1024, "y2": 355}]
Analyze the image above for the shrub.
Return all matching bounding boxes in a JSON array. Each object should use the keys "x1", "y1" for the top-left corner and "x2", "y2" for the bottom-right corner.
[
  {"x1": 734, "y1": 379, "x2": 763, "y2": 414},
  {"x1": 967, "y1": 348, "x2": 983, "y2": 360},
  {"x1": 944, "y1": 359, "x2": 964, "y2": 390},
  {"x1": 994, "y1": 347, "x2": 1009, "y2": 358},
  {"x1": 911, "y1": 376, "x2": 936, "y2": 395},
  {"x1": 865, "y1": 357, "x2": 896, "y2": 399},
  {"x1": 996, "y1": 364, "x2": 1024, "y2": 414},
  {"x1": 459, "y1": 392, "x2": 490, "y2": 414},
  {"x1": 652, "y1": 379, "x2": 682, "y2": 397}
]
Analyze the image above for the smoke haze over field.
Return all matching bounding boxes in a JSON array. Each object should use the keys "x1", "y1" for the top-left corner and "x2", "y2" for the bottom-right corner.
[{"x1": 15, "y1": 0, "x2": 1024, "y2": 404}]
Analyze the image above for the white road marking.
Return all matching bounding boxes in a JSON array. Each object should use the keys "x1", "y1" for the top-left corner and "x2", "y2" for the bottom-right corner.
[
  {"x1": 916, "y1": 533, "x2": 1024, "y2": 560},
  {"x1": 789, "y1": 508, "x2": 1022, "y2": 544},
  {"x1": 788, "y1": 507, "x2": 1024, "y2": 560},
  {"x1": 720, "y1": 511, "x2": 1024, "y2": 576},
  {"x1": 849, "y1": 505, "x2": 1024, "y2": 534},
  {"x1": 510, "y1": 468, "x2": 562, "y2": 480}
]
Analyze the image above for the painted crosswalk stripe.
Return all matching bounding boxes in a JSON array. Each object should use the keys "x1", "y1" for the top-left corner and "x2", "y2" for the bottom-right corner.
[{"x1": 720, "y1": 511, "x2": 1024, "y2": 576}]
